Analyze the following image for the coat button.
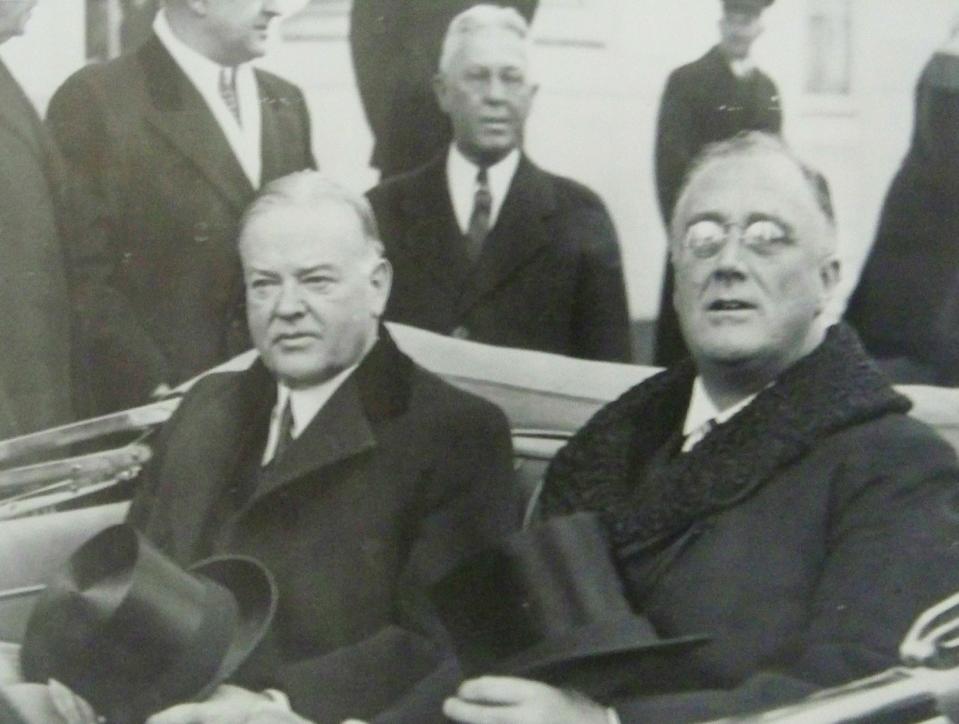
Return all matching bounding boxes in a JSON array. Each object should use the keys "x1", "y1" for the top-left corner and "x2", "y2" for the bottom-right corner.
[
  {"x1": 451, "y1": 325, "x2": 470, "y2": 340},
  {"x1": 193, "y1": 221, "x2": 210, "y2": 243}
]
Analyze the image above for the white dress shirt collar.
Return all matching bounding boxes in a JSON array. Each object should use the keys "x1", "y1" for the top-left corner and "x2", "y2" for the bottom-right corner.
[
  {"x1": 728, "y1": 56, "x2": 756, "y2": 78},
  {"x1": 153, "y1": 9, "x2": 262, "y2": 187},
  {"x1": 261, "y1": 362, "x2": 360, "y2": 465},
  {"x1": 446, "y1": 145, "x2": 521, "y2": 234},
  {"x1": 682, "y1": 377, "x2": 758, "y2": 439}
]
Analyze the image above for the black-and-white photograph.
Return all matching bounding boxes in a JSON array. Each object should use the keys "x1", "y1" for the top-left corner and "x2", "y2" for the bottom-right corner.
[{"x1": 2, "y1": 1, "x2": 959, "y2": 722}]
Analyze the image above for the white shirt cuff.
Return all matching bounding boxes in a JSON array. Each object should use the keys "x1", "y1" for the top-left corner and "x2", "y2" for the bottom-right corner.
[{"x1": 606, "y1": 707, "x2": 622, "y2": 724}]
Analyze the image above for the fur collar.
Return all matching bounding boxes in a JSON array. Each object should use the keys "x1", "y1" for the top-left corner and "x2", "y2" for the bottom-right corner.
[{"x1": 540, "y1": 324, "x2": 910, "y2": 555}]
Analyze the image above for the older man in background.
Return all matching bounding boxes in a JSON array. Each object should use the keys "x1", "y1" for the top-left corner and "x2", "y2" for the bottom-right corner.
[
  {"x1": 441, "y1": 133, "x2": 959, "y2": 723},
  {"x1": 47, "y1": 0, "x2": 315, "y2": 413},
  {"x1": 368, "y1": 4, "x2": 631, "y2": 363}
]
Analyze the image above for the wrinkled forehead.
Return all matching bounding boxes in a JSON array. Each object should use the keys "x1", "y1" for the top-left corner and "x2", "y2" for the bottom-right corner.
[
  {"x1": 239, "y1": 202, "x2": 369, "y2": 265},
  {"x1": 447, "y1": 27, "x2": 530, "y2": 71},
  {"x1": 672, "y1": 152, "x2": 827, "y2": 239}
]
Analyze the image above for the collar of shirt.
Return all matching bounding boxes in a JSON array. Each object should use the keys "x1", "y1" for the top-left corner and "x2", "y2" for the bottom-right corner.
[
  {"x1": 153, "y1": 9, "x2": 262, "y2": 187},
  {"x1": 261, "y1": 362, "x2": 360, "y2": 465},
  {"x1": 446, "y1": 144, "x2": 521, "y2": 234},
  {"x1": 728, "y1": 57, "x2": 756, "y2": 78},
  {"x1": 682, "y1": 376, "x2": 758, "y2": 439}
]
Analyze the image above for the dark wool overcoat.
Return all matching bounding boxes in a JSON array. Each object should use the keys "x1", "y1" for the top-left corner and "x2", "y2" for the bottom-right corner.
[
  {"x1": 541, "y1": 325, "x2": 959, "y2": 723},
  {"x1": 847, "y1": 52, "x2": 959, "y2": 385},
  {"x1": 127, "y1": 332, "x2": 521, "y2": 723},
  {"x1": 367, "y1": 153, "x2": 632, "y2": 362},
  {"x1": 46, "y1": 36, "x2": 315, "y2": 412}
]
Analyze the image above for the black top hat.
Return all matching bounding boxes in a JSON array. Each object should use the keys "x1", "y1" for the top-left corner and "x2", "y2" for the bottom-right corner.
[
  {"x1": 20, "y1": 524, "x2": 277, "y2": 724},
  {"x1": 431, "y1": 513, "x2": 708, "y2": 699}
]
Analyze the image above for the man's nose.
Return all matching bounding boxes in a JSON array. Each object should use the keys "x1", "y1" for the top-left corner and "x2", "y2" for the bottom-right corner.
[
  {"x1": 274, "y1": 281, "x2": 306, "y2": 316},
  {"x1": 712, "y1": 233, "x2": 749, "y2": 278},
  {"x1": 484, "y1": 75, "x2": 508, "y2": 103}
]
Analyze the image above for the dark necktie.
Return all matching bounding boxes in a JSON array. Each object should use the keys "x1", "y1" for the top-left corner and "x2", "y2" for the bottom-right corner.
[
  {"x1": 466, "y1": 167, "x2": 492, "y2": 262},
  {"x1": 268, "y1": 399, "x2": 295, "y2": 466},
  {"x1": 219, "y1": 66, "x2": 242, "y2": 125}
]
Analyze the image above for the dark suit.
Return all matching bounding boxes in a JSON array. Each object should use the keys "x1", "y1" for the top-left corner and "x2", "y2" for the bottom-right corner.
[
  {"x1": 368, "y1": 154, "x2": 632, "y2": 362},
  {"x1": 0, "y1": 61, "x2": 77, "y2": 438},
  {"x1": 127, "y1": 331, "x2": 520, "y2": 723},
  {"x1": 350, "y1": 0, "x2": 538, "y2": 179},
  {"x1": 654, "y1": 46, "x2": 782, "y2": 367},
  {"x1": 46, "y1": 36, "x2": 315, "y2": 412}
]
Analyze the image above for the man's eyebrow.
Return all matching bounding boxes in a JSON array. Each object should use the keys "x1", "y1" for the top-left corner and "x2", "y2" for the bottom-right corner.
[
  {"x1": 744, "y1": 212, "x2": 795, "y2": 233},
  {"x1": 296, "y1": 264, "x2": 340, "y2": 276},
  {"x1": 683, "y1": 211, "x2": 725, "y2": 227}
]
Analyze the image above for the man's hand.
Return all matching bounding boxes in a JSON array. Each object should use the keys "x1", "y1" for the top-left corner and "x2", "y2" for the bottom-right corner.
[
  {"x1": 145, "y1": 684, "x2": 311, "y2": 724},
  {"x1": 442, "y1": 676, "x2": 609, "y2": 724}
]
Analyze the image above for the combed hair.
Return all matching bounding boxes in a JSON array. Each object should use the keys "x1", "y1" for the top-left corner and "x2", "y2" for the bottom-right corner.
[
  {"x1": 240, "y1": 171, "x2": 384, "y2": 257},
  {"x1": 438, "y1": 4, "x2": 530, "y2": 73},
  {"x1": 670, "y1": 131, "x2": 837, "y2": 254}
]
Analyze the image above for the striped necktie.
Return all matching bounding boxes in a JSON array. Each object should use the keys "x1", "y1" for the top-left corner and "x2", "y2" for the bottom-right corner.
[
  {"x1": 219, "y1": 66, "x2": 242, "y2": 126},
  {"x1": 465, "y1": 167, "x2": 492, "y2": 262}
]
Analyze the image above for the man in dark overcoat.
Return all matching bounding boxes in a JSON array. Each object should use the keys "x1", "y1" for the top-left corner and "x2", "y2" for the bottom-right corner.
[
  {"x1": 654, "y1": 0, "x2": 782, "y2": 367},
  {"x1": 0, "y1": 0, "x2": 78, "y2": 437},
  {"x1": 349, "y1": 0, "x2": 537, "y2": 180},
  {"x1": 46, "y1": 0, "x2": 315, "y2": 413},
  {"x1": 367, "y1": 4, "x2": 631, "y2": 363},
  {"x1": 127, "y1": 172, "x2": 520, "y2": 724},
  {"x1": 441, "y1": 134, "x2": 959, "y2": 724}
]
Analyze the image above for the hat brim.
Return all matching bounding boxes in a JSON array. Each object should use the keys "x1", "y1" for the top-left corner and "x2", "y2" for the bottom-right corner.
[
  {"x1": 187, "y1": 555, "x2": 278, "y2": 701},
  {"x1": 493, "y1": 617, "x2": 708, "y2": 698}
]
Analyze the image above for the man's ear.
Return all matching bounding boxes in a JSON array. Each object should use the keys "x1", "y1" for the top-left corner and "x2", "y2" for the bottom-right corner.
[
  {"x1": 369, "y1": 257, "x2": 393, "y2": 318},
  {"x1": 433, "y1": 73, "x2": 451, "y2": 114},
  {"x1": 817, "y1": 256, "x2": 841, "y2": 311}
]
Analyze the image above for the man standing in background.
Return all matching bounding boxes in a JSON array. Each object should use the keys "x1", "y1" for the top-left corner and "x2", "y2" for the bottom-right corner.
[
  {"x1": 368, "y1": 4, "x2": 631, "y2": 362},
  {"x1": 350, "y1": 0, "x2": 538, "y2": 180},
  {"x1": 47, "y1": 0, "x2": 315, "y2": 413},
  {"x1": 0, "y1": 0, "x2": 80, "y2": 438},
  {"x1": 653, "y1": 0, "x2": 781, "y2": 366}
]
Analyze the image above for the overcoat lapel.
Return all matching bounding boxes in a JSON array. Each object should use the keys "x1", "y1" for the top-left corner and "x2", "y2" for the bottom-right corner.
[
  {"x1": 456, "y1": 156, "x2": 554, "y2": 316},
  {"x1": 245, "y1": 377, "x2": 377, "y2": 509},
  {"x1": 138, "y1": 37, "x2": 253, "y2": 213},
  {"x1": 399, "y1": 156, "x2": 473, "y2": 295},
  {"x1": 164, "y1": 362, "x2": 274, "y2": 562}
]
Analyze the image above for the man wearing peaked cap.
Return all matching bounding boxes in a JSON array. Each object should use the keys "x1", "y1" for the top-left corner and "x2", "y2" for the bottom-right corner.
[{"x1": 654, "y1": 0, "x2": 781, "y2": 367}]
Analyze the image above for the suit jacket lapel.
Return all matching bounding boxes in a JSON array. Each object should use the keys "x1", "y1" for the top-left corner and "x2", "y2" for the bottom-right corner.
[
  {"x1": 457, "y1": 156, "x2": 555, "y2": 316},
  {"x1": 0, "y1": 61, "x2": 45, "y2": 164},
  {"x1": 399, "y1": 156, "x2": 473, "y2": 295},
  {"x1": 245, "y1": 376, "x2": 376, "y2": 509},
  {"x1": 138, "y1": 37, "x2": 254, "y2": 213}
]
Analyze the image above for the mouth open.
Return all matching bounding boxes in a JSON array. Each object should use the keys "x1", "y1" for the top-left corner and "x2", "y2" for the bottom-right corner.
[{"x1": 707, "y1": 300, "x2": 757, "y2": 311}]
